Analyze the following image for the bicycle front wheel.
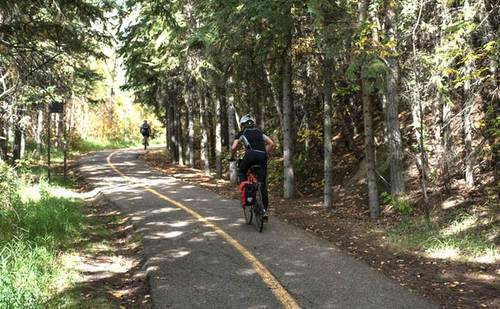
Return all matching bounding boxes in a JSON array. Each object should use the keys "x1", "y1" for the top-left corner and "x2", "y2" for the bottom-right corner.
[{"x1": 254, "y1": 183, "x2": 264, "y2": 232}]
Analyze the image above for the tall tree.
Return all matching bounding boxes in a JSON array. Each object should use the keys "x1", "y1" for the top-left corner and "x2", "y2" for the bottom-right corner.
[
  {"x1": 323, "y1": 58, "x2": 334, "y2": 208},
  {"x1": 384, "y1": 0, "x2": 405, "y2": 198}
]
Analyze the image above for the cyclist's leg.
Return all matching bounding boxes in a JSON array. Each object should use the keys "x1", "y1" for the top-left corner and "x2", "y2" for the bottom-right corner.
[{"x1": 238, "y1": 151, "x2": 254, "y2": 182}]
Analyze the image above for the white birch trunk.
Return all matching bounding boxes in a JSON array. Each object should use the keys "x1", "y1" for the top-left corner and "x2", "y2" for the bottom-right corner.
[
  {"x1": 177, "y1": 104, "x2": 184, "y2": 166},
  {"x1": 187, "y1": 96, "x2": 194, "y2": 167},
  {"x1": 55, "y1": 113, "x2": 62, "y2": 149},
  {"x1": 36, "y1": 109, "x2": 44, "y2": 155},
  {"x1": 282, "y1": 48, "x2": 294, "y2": 199},
  {"x1": 463, "y1": 0, "x2": 474, "y2": 188},
  {"x1": 215, "y1": 94, "x2": 222, "y2": 178},
  {"x1": 227, "y1": 94, "x2": 236, "y2": 147},
  {"x1": 227, "y1": 93, "x2": 238, "y2": 184}
]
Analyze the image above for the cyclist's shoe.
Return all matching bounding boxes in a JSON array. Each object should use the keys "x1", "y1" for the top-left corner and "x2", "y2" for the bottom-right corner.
[{"x1": 262, "y1": 211, "x2": 269, "y2": 222}]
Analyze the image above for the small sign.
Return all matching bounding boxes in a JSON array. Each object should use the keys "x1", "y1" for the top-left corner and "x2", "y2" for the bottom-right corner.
[{"x1": 49, "y1": 102, "x2": 64, "y2": 113}]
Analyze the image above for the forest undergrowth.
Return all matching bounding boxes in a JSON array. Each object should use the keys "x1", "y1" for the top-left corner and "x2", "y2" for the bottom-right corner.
[{"x1": 0, "y1": 141, "x2": 151, "y2": 308}]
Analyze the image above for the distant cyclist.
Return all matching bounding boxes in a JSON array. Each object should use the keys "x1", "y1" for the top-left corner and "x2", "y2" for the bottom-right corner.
[
  {"x1": 230, "y1": 114, "x2": 274, "y2": 218},
  {"x1": 140, "y1": 120, "x2": 151, "y2": 148}
]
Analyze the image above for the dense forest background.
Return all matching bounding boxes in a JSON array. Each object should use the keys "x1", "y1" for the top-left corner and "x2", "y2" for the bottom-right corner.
[
  {"x1": 0, "y1": 0, "x2": 161, "y2": 163},
  {"x1": 1, "y1": 0, "x2": 498, "y2": 224},
  {"x1": 0, "y1": 0, "x2": 498, "y2": 307},
  {"x1": 118, "y1": 0, "x2": 498, "y2": 217}
]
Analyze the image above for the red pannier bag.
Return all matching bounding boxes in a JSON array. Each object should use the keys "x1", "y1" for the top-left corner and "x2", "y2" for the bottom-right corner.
[{"x1": 239, "y1": 181, "x2": 255, "y2": 207}]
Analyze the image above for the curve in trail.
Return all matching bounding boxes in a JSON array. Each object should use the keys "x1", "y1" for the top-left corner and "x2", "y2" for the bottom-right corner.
[{"x1": 106, "y1": 150, "x2": 300, "y2": 308}]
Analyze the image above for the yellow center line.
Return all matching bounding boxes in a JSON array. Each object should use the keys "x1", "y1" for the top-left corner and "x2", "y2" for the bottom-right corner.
[{"x1": 106, "y1": 150, "x2": 300, "y2": 308}]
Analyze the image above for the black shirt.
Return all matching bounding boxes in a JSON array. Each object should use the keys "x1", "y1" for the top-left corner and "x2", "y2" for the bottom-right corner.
[{"x1": 235, "y1": 128, "x2": 268, "y2": 152}]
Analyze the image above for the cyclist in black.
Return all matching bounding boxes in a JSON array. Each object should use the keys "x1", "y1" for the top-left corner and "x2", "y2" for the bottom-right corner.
[
  {"x1": 140, "y1": 120, "x2": 151, "y2": 146},
  {"x1": 230, "y1": 114, "x2": 274, "y2": 218}
]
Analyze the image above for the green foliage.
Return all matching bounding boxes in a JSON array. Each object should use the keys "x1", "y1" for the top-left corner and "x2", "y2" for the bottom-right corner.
[
  {"x1": 1, "y1": 0, "x2": 114, "y2": 108},
  {"x1": 381, "y1": 192, "x2": 413, "y2": 215},
  {"x1": 0, "y1": 162, "x2": 86, "y2": 308},
  {"x1": 0, "y1": 160, "x2": 21, "y2": 211}
]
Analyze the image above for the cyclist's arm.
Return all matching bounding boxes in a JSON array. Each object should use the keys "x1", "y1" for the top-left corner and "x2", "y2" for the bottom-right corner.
[
  {"x1": 230, "y1": 139, "x2": 240, "y2": 160},
  {"x1": 263, "y1": 135, "x2": 274, "y2": 154}
]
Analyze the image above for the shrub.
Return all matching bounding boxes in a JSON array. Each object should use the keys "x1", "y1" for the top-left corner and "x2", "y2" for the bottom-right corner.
[
  {"x1": 381, "y1": 192, "x2": 413, "y2": 215},
  {"x1": 0, "y1": 160, "x2": 21, "y2": 211}
]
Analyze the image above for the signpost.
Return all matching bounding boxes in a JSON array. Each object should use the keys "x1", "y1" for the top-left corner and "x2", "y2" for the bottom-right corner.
[{"x1": 47, "y1": 102, "x2": 66, "y2": 182}]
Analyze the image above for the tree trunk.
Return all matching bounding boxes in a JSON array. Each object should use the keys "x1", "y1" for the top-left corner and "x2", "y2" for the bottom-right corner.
[
  {"x1": 438, "y1": 2, "x2": 452, "y2": 192},
  {"x1": 282, "y1": 45, "x2": 295, "y2": 199},
  {"x1": 227, "y1": 93, "x2": 236, "y2": 147},
  {"x1": 176, "y1": 102, "x2": 184, "y2": 166},
  {"x1": 441, "y1": 96, "x2": 452, "y2": 192},
  {"x1": 264, "y1": 65, "x2": 283, "y2": 125},
  {"x1": 323, "y1": 58, "x2": 334, "y2": 208},
  {"x1": 215, "y1": 93, "x2": 222, "y2": 178},
  {"x1": 200, "y1": 89, "x2": 210, "y2": 174},
  {"x1": 55, "y1": 113, "x2": 62, "y2": 149},
  {"x1": 169, "y1": 91, "x2": 179, "y2": 163},
  {"x1": 186, "y1": 92, "x2": 195, "y2": 167},
  {"x1": 69, "y1": 94, "x2": 75, "y2": 130},
  {"x1": 348, "y1": 96, "x2": 361, "y2": 136},
  {"x1": 12, "y1": 117, "x2": 22, "y2": 163},
  {"x1": 462, "y1": 0, "x2": 474, "y2": 188},
  {"x1": 0, "y1": 112, "x2": 6, "y2": 160},
  {"x1": 36, "y1": 108, "x2": 44, "y2": 155},
  {"x1": 221, "y1": 95, "x2": 229, "y2": 148},
  {"x1": 260, "y1": 97, "x2": 266, "y2": 130},
  {"x1": 362, "y1": 78, "x2": 380, "y2": 219},
  {"x1": 161, "y1": 87, "x2": 172, "y2": 159},
  {"x1": 410, "y1": 0, "x2": 430, "y2": 222},
  {"x1": 338, "y1": 98, "x2": 357, "y2": 155},
  {"x1": 227, "y1": 91, "x2": 238, "y2": 184},
  {"x1": 462, "y1": 78, "x2": 474, "y2": 189},
  {"x1": 358, "y1": 0, "x2": 368, "y2": 27},
  {"x1": 385, "y1": 0, "x2": 405, "y2": 198}
]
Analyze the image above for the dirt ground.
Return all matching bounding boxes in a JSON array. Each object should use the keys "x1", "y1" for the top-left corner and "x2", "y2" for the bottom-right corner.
[{"x1": 142, "y1": 150, "x2": 499, "y2": 309}]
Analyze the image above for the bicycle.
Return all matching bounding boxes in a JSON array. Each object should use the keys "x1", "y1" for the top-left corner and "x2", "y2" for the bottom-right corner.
[
  {"x1": 143, "y1": 135, "x2": 149, "y2": 150},
  {"x1": 238, "y1": 161, "x2": 266, "y2": 232}
]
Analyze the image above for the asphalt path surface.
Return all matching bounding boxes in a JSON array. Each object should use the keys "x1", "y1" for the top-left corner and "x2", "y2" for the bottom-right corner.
[{"x1": 79, "y1": 149, "x2": 437, "y2": 309}]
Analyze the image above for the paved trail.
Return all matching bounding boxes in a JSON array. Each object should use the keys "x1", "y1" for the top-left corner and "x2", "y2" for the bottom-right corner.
[{"x1": 79, "y1": 149, "x2": 436, "y2": 309}]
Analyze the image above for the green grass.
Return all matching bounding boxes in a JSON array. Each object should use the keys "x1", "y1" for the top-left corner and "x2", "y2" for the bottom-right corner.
[
  {"x1": 73, "y1": 138, "x2": 141, "y2": 153},
  {"x1": 0, "y1": 241, "x2": 59, "y2": 308},
  {"x1": 0, "y1": 160, "x2": 88, "y2": 308},
  {"x1": 0, "y1": 135, "x2": 153, "y2": 308},
  {"x1": 388, "y1": 213, "x2": 499, "y2": 262},
  {"x1": 21, "y1": 137, "x2": 152, "y2": 165}
]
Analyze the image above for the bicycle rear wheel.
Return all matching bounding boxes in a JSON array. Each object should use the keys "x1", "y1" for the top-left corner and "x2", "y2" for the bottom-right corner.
[
  {"x1": 253, "y1": 183, "x2": 264, "y2": 232},
  {"x1": 243, "y1": 204, "x2": 253, "y2": 224}
]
